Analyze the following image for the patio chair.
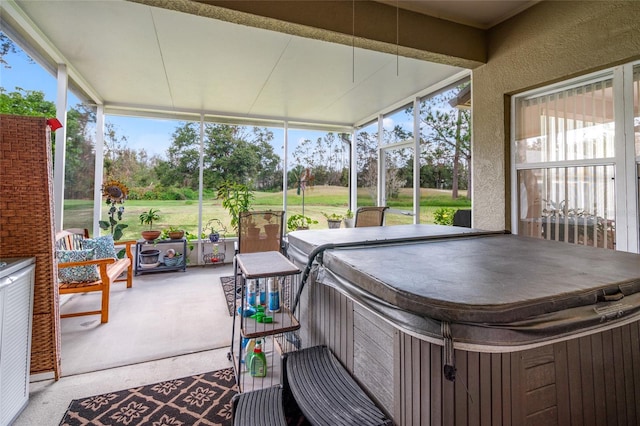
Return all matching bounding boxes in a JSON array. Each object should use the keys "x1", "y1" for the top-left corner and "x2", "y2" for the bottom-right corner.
[
  {"x1": 355, "y1": 206, "x2": 388, "y2": 227},
  {"x1": 237, "y1": 210, "x2": 285, "y2": 254}
]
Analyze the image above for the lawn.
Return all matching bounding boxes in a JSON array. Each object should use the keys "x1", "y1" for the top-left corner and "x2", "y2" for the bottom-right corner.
[{"x1": 64, "y1": 186, "x2": 470, "y2": 240}]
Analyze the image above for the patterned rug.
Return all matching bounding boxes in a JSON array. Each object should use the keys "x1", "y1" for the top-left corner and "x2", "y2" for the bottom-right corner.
[
  {"x1": 219, "y1": 276, "x2": 240, "y2": 316},
  {"x1": 59, "y1": 368, "x2": 237, "y2": 425}
]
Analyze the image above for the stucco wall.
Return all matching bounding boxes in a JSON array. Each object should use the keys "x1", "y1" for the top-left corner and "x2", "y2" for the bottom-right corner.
[{"x1": 472, "y1": 1, "x2": 640, "y2": 231}]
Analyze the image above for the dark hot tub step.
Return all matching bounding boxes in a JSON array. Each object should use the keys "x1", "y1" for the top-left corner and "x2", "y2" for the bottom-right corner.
[
  {"x1": 283, "y1": 345, "x2": 391, "y2": 426},
  {"x1": 232, "y1": 385, "x2": 287, "y2": 426}
]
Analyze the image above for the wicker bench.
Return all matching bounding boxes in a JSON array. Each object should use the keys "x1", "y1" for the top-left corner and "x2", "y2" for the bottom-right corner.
[
  {"x1": 55, "y1": 230, "x2": 135, "y2": 323},
  {"x1": 283, "y1": 345, "x2": 391, "y2": 426},
  {"x1": 233, "y1": 386, "x2": 287, "y2": 426}
]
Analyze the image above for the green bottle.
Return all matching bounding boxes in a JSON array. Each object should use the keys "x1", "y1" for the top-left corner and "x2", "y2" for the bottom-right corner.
[
  {"x1": 249, "y1": 339, "x2": 267, "y2": 377},
  {"x1": 244, "y1": 339, "x2": 255, "y2": 371}
]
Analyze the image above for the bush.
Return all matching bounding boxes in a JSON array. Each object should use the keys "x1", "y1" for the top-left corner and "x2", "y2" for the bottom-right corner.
[{"x1": 433, "y1": 207, "x2": 456, "y2": 226}]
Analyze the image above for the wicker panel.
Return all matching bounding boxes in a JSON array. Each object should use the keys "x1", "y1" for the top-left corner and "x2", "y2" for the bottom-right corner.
[{"x1": 0, "y1": 114, "x2": 60, "y2": 379}]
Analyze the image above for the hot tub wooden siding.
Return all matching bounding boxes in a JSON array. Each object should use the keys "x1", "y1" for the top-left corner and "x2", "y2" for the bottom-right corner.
[{"x1": 300, "y1": 278, "x2": 640, "y2": 425}]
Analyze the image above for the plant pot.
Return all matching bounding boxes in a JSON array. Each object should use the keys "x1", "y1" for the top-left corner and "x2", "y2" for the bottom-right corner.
[
  {"x1": 139, "y1": 249, "x2": 160, "y2": 264},
  {"x1": 163, "y1": 254, "x2": 183, "y2": 267},
  {"x1": 327, "y1": 219, "x2": 342, "y2": 229},
  {"x1": 264, "y1": 223, "x2": 280, "y2": 239},
  {"x1": 209, "y1": 232, "x2": 220, "y2": 242},
  {"x1": 141, "y1": 230, "x2": 161, "y2": 241},
  {"x1": 248, "y1": 226, "x2": 260, "y2": 239},
  {"x1": 168, "y1": 230, "x2": 184, "y2": 240},
  {"x1": 343, "y1": 218, "x2": 355, "y2": 228}
]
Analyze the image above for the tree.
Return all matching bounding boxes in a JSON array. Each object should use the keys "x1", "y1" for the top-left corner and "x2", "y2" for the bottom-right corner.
[
  {"x1": 418, "y1": 84, "x2": 471, "y2": 199},
  {"x1": 156, "y1": 122, "x2": 281, "y2": 193},
  {"x1": 291, "y1": 132, "x2": 349, "y2": 186},
  {"x1": 0, "y1": 32, "x2": 18, "y2": 69},
  {"x1": 64, "y1": 106, "x2": 96, "y2": 199},
  {"x1": 0, "y1": 87, "x2": 56, "y2": 117}
]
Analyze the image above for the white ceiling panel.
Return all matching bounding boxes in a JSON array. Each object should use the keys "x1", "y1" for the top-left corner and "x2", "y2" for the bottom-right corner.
[{"x1": 8, "y1": 0, "x2": 473, "y2": 127}]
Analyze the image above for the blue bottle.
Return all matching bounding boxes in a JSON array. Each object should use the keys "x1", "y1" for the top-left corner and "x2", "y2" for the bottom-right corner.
[
  {"x1": 268, "y1": 277, "x2": 280, "y2": 312},
  {"x1": 259, "y1": 278, "x2": 266, "y2": 306},
  {"x1": 246, "y1": 279, "x2": 257, "y2": 306}
]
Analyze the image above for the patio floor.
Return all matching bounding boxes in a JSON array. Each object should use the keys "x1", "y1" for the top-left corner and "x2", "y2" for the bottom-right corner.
[
  {"x1": 14, "y1": 263, "x2": 237, "y2": 425},
  {"x1": 59, "y1": 263, "x2": 236, "y2": 375}
]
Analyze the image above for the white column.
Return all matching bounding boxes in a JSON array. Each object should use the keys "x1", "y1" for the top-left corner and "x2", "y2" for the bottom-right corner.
[
  {"x1": 198, "y1": 115, "x2": 205, "y2": 264},
  {"x1": 413, "y1": 97, "x2": 420, "y2": 223},
  {"x1": 350, "y1": 128, "x2": 357, "y2": 211},
  {"x1": 53, "y1": 64, "x2": 68, "y2": 232},
  {"x1": 377, "y1": 114, "x2": 384, "y2": 206},
  {"x1": 92, "y1": 104, "x2": 105, "y2": 237},
  {"x1": 283, "y1": 121, "x2": 289, "y2": 215}
]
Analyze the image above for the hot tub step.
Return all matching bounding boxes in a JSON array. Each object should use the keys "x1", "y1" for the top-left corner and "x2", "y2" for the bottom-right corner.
[
  {"x1": 283, "y1": 345, "x2": 391, "y2": 426},
  {"x1": 232, "y1": 385, "x2": 287, "y2": 426}
]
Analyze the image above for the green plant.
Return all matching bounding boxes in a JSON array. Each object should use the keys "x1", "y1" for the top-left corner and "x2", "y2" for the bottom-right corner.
[
  {"x1": 322, "y1": 212, "x2": 343, "y2": 221},
  {"x1": 139, "y1": 208, "x2": 161, "y2": 230},
  {"x1": 160, "y1": 225, "x2": 183, "y2": 239},
  {"x1": 433, "y1": 207, "x2": 456, "y2": 226},
  {"x1": 98, "y1": 180, "x2": 129, "y2": 241},
  {"x1": 216, "y1": 181, "x2": 255, "y2": 233},
  {"x1": 287, "y1": 214, "x2": 318, "y2": 231},
  {"x1": 345, "y1": 209, "x2": 354, "y2": 219}
]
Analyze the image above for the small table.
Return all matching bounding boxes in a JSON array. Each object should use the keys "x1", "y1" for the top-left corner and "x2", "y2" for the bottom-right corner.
[{"x1": 134, "y1": 238, "x2": 187, "y2": 275}]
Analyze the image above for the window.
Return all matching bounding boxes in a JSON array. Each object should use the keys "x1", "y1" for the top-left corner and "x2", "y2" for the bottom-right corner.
[{"x1": 513, "y1": 63, "x2": 640, "y2": 252}]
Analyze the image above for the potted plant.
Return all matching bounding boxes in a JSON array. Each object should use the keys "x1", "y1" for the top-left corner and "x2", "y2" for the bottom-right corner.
[
  {"x1": 343, "y1": 209, "x2": 355, "y2": 228},
  {"x1": 287, "y1": 214, "x2": 318, "y2": 232},
  {"x1": 322, "y1": 212, "x2": 343, "y2": 229},
  {"x1": 204, "y1": 218, "x2": 226, "y2": 242},
  {"x1": 139, "y1": 208, "x2": 161, "y2": 241},
  {"x1": 163, "y1": 225, "x2": 184, "y2": 240},
  {"x1": 163, "y1": 248, "x2": 183, "y2": 267}
]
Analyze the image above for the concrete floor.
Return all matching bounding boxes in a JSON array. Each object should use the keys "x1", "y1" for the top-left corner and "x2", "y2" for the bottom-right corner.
[{"x1": 14, "y1": 263, "x2": 237, "y2": 425}]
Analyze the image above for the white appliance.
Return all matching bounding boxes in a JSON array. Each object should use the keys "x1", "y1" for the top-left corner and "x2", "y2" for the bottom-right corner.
[{"x1": 0, "y1": 258, "x2": 35, "y2": 426}]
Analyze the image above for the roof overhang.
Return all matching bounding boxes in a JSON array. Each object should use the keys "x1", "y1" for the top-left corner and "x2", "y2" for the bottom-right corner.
[{"x1": 0, "y1": 0, "x2": 535, "y2": 129}]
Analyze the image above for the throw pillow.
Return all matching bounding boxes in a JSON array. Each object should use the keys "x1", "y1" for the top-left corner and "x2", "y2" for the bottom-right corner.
[
  {"x1": 82, "y1": 235, "x2": 117, "y2": 260},
  {"x1": 57, "y1": 249, "x2": 100, "y2": 283}
]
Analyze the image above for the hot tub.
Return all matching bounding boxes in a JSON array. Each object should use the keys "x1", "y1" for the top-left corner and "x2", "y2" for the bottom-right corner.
[{"x1": 286, "y1": 225, "x2": 640, "y2": 425}]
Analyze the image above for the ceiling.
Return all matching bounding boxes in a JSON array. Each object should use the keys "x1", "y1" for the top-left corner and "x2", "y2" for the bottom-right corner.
[
  {"x1": 2, "y1": 0, "x2": 538, "y2": 130},
  {"x1": 374, "y1": 0, "x2": 538, "y2": 29}
]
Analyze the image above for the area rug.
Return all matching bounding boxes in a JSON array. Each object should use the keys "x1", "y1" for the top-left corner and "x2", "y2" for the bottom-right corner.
[
  {"x1": 219, "y1": 276, "x2": 240, "y2": 316},
  {"x1": 59, "y1": 368, "x2": 237, "y2": 425},
  {"x1": 220, "y1": 276, "x2": 293, "y2": 317}
]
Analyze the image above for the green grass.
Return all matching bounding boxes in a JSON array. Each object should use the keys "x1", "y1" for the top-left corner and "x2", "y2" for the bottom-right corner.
[{"x1": 64, "y1": 186, "x2": 470, "y2": 240}]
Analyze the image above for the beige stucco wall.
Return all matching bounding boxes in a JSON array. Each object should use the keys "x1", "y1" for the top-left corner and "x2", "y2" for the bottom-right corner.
[{"x1": 472, "y1": 0, "x2": 640, "y2": 231}]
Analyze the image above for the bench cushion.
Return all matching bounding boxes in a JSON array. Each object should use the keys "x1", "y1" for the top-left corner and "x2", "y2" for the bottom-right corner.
[
  {"x1": 82, "y1": 235, "x2": 118, "y2": 260},
  {"x1": 56, "y1": 249, "x2": 100, "y2": 283}
]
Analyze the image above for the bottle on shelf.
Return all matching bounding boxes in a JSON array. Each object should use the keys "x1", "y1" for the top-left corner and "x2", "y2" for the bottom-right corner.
[
  {"x1": 268, "y1": 277, "x2": 280, "y2": 312},
  {"x1": 244, "y1": 338, "x2": 255, "y2": 369},
  {"x1": 248, "y1": 339, "x2": 267, "y2": 377},
  {"x1": 246, "y1": 279, "x2": 257, "y2": 306},
  {"x1": 259, "y1": 278, "x2": 266, "y2": 306}
]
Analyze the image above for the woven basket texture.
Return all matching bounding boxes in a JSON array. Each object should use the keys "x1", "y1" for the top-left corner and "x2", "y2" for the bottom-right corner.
[{"x1": 0, "y1": 114, "x2": 60, "y2": 379}]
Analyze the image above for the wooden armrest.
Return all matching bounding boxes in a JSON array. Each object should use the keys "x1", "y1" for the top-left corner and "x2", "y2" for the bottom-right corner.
[
  {"x1": 57, "y1": 258, "x2": 116, "y2": 269},
  {"x1": 113, "y1": 239, "x2": 136, "y2": 261}
]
